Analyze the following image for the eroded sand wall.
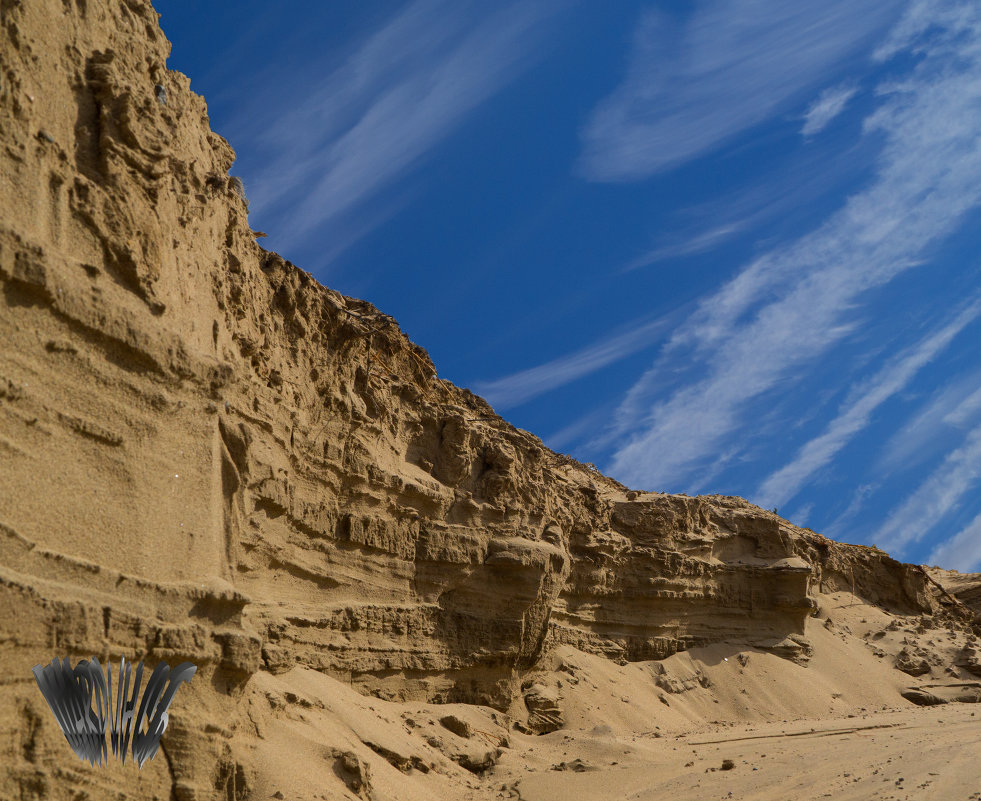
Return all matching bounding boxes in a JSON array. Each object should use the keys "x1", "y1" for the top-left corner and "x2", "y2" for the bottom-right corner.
[{"x1": 0, "y1": 1, "x2": 973, "y2": 798}]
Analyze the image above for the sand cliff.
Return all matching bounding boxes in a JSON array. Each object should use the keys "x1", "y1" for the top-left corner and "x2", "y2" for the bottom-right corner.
[{"x1": 1, "y1": 2, "x2": 979, "y2": 800}]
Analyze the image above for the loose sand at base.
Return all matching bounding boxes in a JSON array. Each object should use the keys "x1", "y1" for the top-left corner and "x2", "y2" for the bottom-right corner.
[
  {"x1": 512, "y1": 706, "x2": 980, "y2": 801},
  {"x1": 237, "y1": 594, "x2": 980, "y2": 801}
]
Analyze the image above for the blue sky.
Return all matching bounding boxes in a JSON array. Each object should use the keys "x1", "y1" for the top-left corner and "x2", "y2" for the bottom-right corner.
[{"x1": 156, "y1": 0, "x2": 981, "y2": 572}]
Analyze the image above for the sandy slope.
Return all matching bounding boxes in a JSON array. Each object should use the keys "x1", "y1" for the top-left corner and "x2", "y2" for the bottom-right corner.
[
  {"x1": 227, "y1": 592, "x2": 979, "y2": 800},
  {"x1": 514, "y1": 707, "x2": 981, "y2": 801}
]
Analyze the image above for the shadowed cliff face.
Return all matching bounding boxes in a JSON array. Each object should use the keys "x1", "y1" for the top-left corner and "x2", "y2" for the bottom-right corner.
[
  {"x1": 928, "y1": 568, "x2": 981, "y2": 622},
  {"x1": 0, "y1": 1, "x2": 975, "y2": 799}
]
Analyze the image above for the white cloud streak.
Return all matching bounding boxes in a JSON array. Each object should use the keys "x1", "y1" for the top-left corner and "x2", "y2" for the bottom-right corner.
[
  {"x1": 873, "y1": 423, "x2": 981, "y2": 556},
  {"x1": 473, "y1": 315, "x2": 674, "y2": 410},
  {"x1": 622, "y1": 223, "x2": 744, "y2": 271},
  {"x1": 756, "y1": 299, "x2": 981, "y2": 507},
  {"x1": 545, "y1": 405, "x2": 618, "y2": 453},
  {"x1": 801, "y1": 83, "x2": 859, "y2": 136},
  {"x1": 233, "y1": 0, "x2": 556, "y2": 250},
  {"x1": 579, "y1": 1, "x2": 899, "y2": 181},
  {"x1": 622, "y1": 135, "x2": 875, "y2": 274},
  {"x1": 607, "y1": 1, "x2": 981, "y2": 492},
  {"x1": 875, "y1": 369, "x2": 981, "y2": 471},
  {"x1": 825, "y1": 482, "x2": 881, "y2": 536},
  {"x1": 928, "y1": 510, "x2": 981, "y2": 571}
]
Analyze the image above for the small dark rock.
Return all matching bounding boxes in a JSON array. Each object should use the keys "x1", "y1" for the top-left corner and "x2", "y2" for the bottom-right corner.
[
  {"x1": 454, "y1": 747, "x2": 502, "y2": 774},
  {"x1": 895, "y1": 648, "x2": 931, "y2": 676},
  {"x1": 333, "y1": 749, "x2": 372, "y2": 798},
  {"x1": 439, "y1": 714, "x2": 472, "y2": 739},
  {"x1": 551, "y1": 758, "x2": 595, "y2": 772},
  {"x1": 523, "y1": 682, "x2": 564, "y2": 733},
  {"x1": 900, "y1": 688, "x2": 946, "y2": 706}
]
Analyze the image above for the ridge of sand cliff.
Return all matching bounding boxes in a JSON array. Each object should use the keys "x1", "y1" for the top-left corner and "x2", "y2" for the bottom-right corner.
[
  {"x1": 926, "y1": 567, "x2": 981, "y2": 619},
  {"x1": 2, "y1": 3, "x2": 979, "y2": 800}
]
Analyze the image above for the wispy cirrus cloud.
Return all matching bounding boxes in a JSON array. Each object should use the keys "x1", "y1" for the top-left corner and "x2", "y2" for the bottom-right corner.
[
  {"x1": 622, "y1": 131, "x2": 874, "y2": 273},
  {"x1": 929, "y1": 510, "x2": 981, "y2": 571},
  {"x1": 578, "y1": 0, "x2": 899, "y2": 181},
  {"x1": 473, "y1": 313, "x2": 677, "y2": 410},
  {"x1": 873, "y1": 422, "x2": 981, "y2": 556},
  {"x1": 756, "y1": 299, "x2": 981, "y2": 508},
  {"x1": 546, "y1": 405, "x2": 619, "y2": 453},
  {"x1": 826, "y1": 482, "x2": 881, "y2": 536},
  {"x1": 606, "y1": 1, "x2": 981, "y2": 492},
  {"x1": 875, "y1": 369, "x2": 981, "y2": 472},
  {"x1": 801, "y1": 83, "x2": 859, "y2": 136},
  {"x1": 622, "y1": 223, "x2": 745, "y2": 271},
  {"x1": 231, "y1": 0, "x2": 559, "y2": 253}
]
